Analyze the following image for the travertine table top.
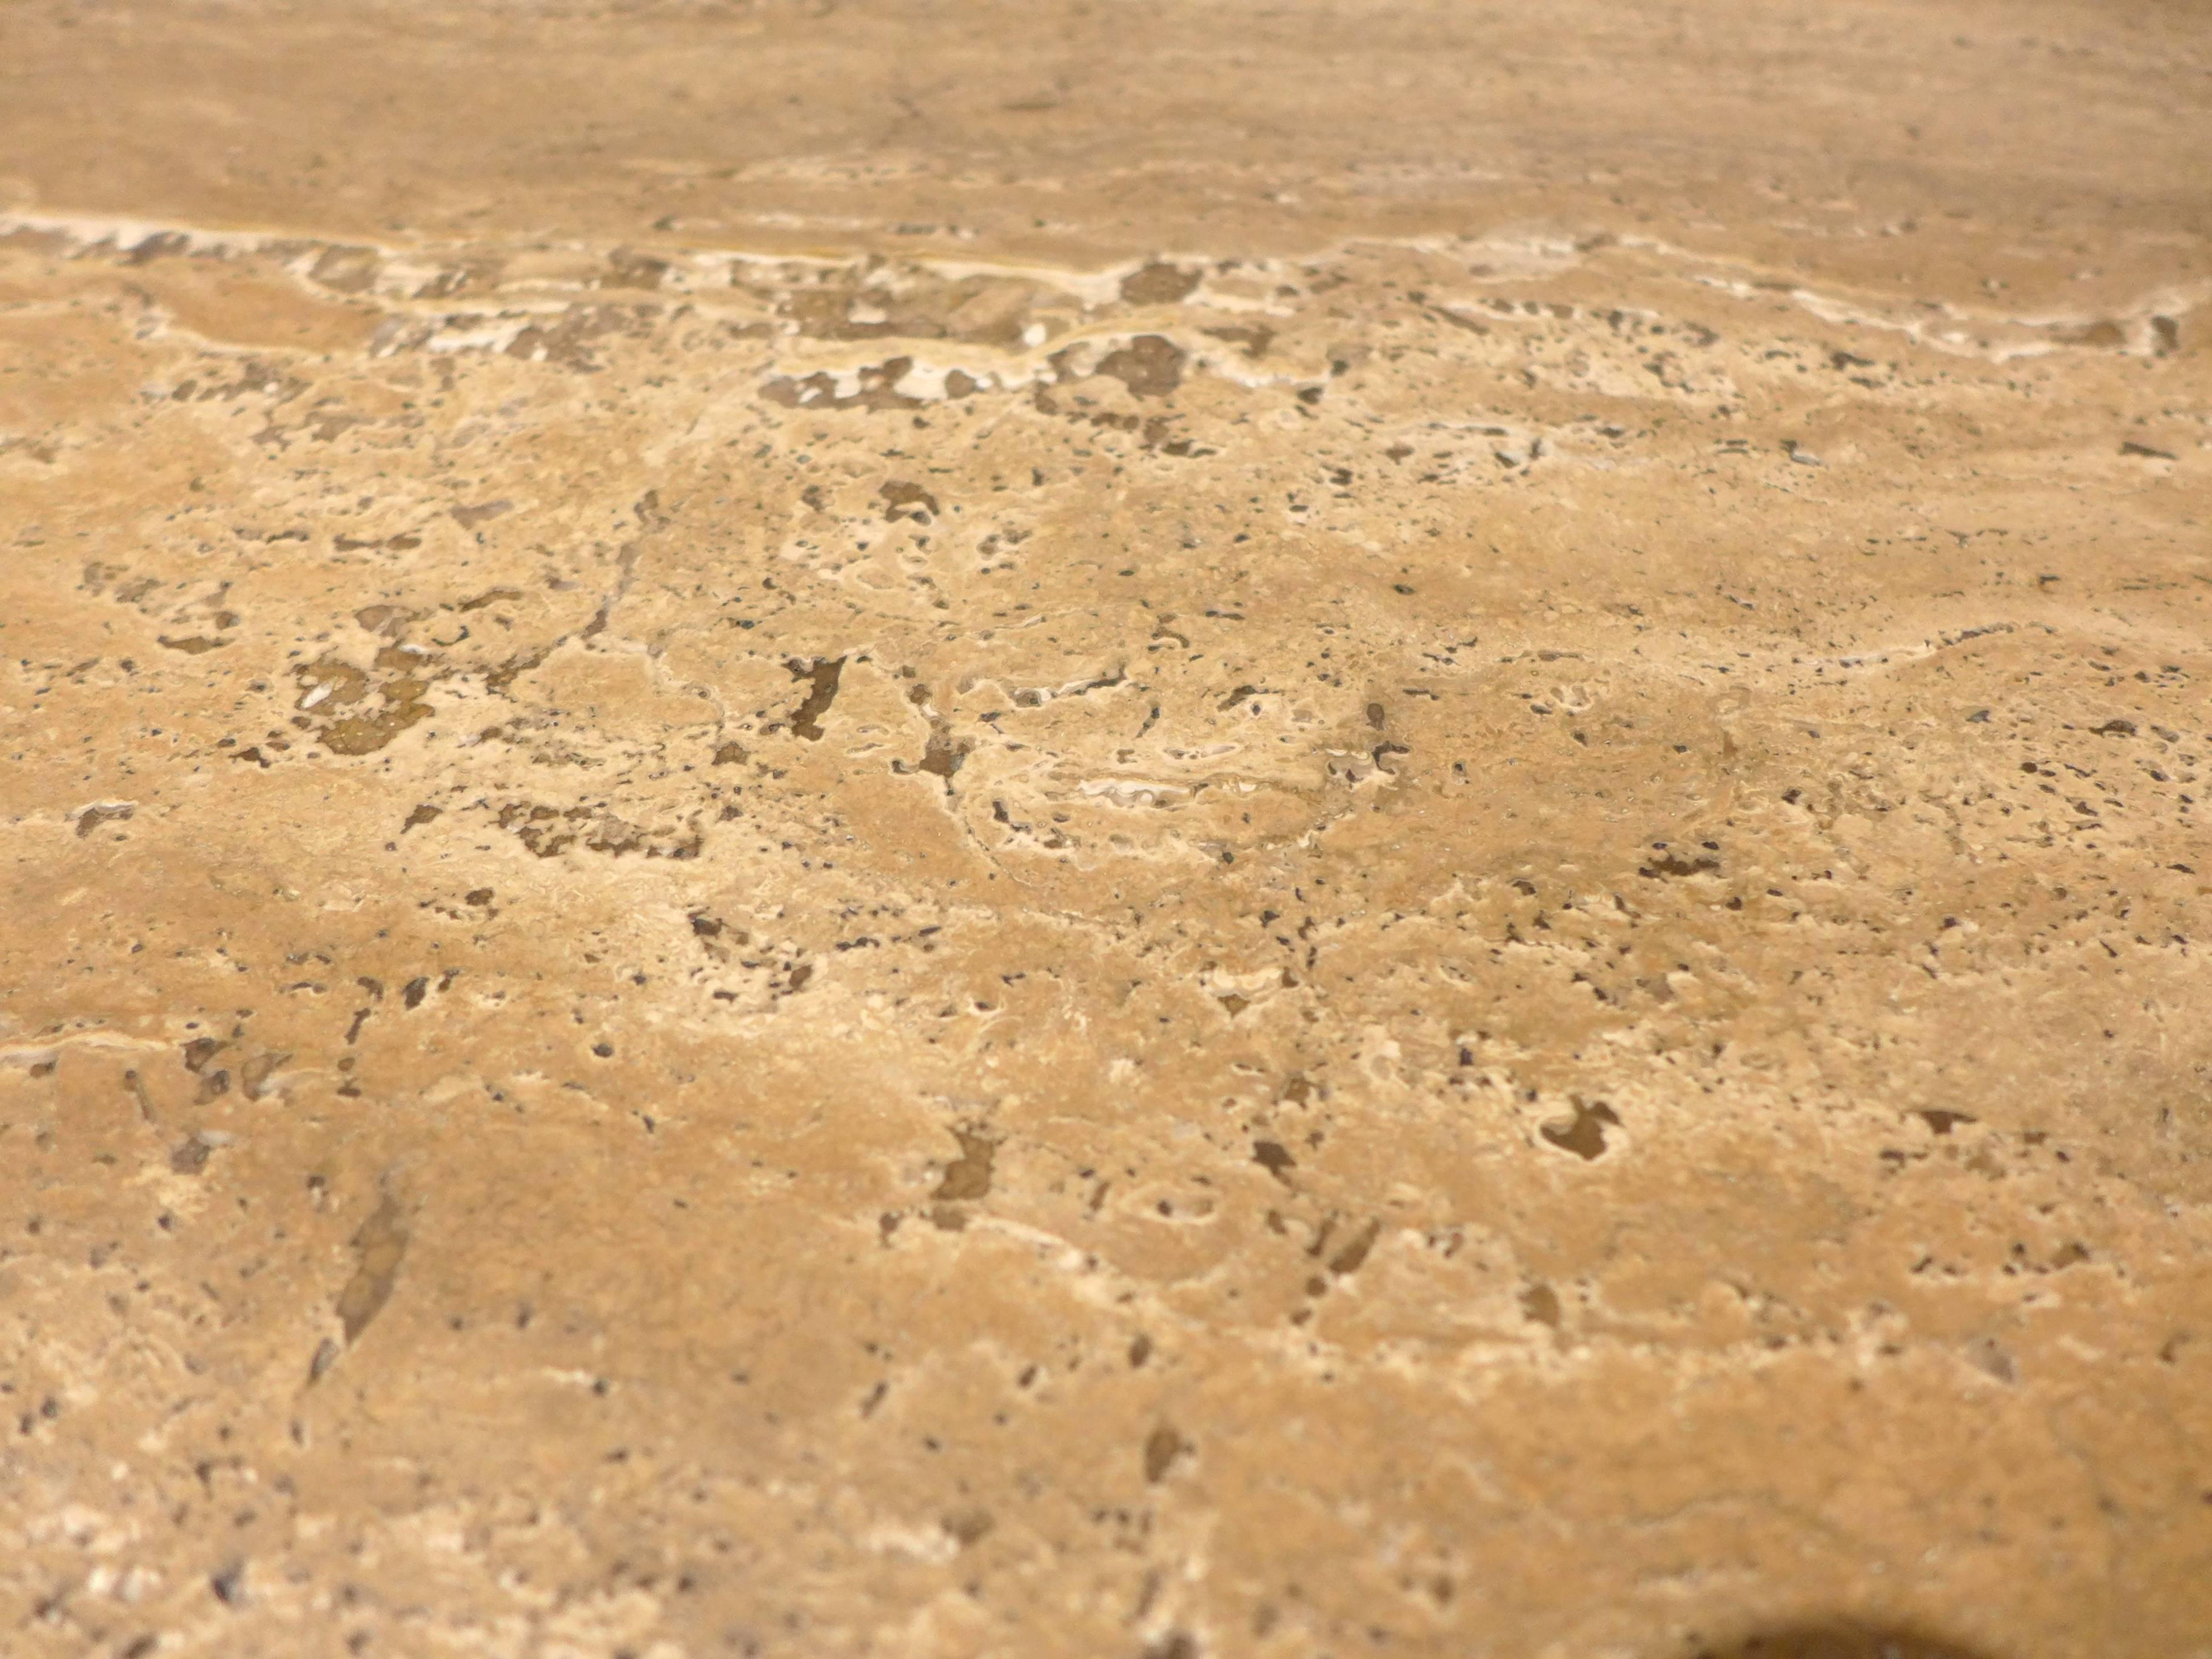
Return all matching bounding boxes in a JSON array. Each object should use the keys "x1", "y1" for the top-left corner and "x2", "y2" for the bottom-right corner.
[{"x1": 2, "y1": 4, "x2": 2208, "y2": 1656}]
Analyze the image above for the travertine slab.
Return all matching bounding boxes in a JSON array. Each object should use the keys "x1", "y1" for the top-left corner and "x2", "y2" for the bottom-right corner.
[{"x1": 2, "y1": 4, "x2": 2208, "y2": 1656}]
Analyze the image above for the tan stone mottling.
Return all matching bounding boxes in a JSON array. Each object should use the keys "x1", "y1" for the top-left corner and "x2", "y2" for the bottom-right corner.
[{"x1": 2, "y1": 4, "x2": 2210, "y2": 1657}]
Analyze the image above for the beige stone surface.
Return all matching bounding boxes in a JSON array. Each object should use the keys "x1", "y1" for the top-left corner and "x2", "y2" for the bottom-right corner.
[{"x1": 3, "y1": 4, "x2": 2210, "y2": 1656}]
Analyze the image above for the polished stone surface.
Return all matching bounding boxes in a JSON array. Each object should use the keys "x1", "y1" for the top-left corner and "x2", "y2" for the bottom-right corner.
[{"x1": 2, "y1": 4, "x2": 2210, "y2": 1656}]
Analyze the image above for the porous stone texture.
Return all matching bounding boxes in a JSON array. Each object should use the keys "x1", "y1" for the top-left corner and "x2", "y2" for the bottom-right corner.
[{"x1": 2, "y1": 4, "x2": 2209, "y2": 1657}]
